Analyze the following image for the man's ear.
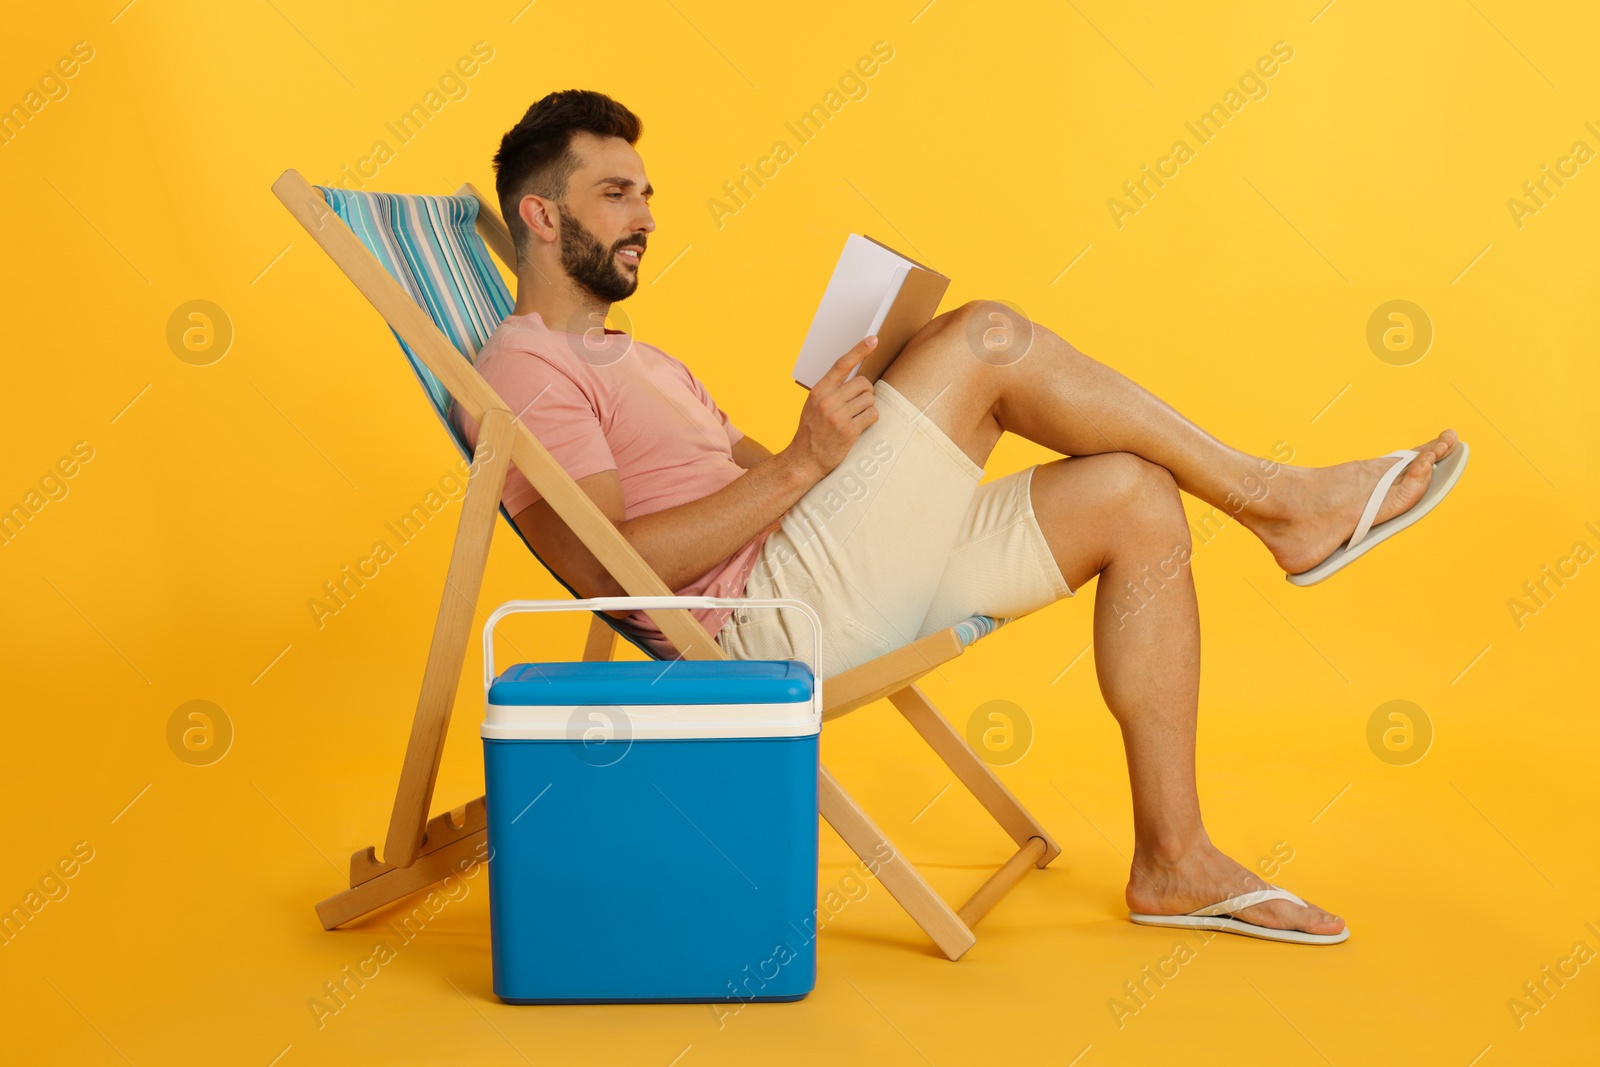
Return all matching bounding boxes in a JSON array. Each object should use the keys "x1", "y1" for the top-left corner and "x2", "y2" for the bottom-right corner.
[{"x1": 520, "y1": 193, "x2": 559, "y2": 245}]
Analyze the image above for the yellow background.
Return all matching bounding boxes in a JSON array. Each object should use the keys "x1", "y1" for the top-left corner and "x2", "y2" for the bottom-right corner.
[{"x1": 3, "y1": 0, "x2": 1597, "y2": 1063}]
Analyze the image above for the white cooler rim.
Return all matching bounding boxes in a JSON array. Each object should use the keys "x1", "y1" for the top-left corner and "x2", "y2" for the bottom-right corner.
[{"x1": 482, "y1": 700, "x2": 820, "y2": 740}]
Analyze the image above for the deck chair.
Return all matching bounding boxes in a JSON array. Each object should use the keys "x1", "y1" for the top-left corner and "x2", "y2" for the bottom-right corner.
[{"x1": 271, "y1": 168, "x2": 1060, "y2": 960}]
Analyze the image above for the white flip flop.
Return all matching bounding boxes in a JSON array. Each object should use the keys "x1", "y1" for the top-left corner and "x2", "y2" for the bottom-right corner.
[
  {"x1": 1129, "y1": 885, "x2": 1350, "y2": 945},
  {"x1": 1286, "y1": 440, "x2": 1470, "y2": 587}
]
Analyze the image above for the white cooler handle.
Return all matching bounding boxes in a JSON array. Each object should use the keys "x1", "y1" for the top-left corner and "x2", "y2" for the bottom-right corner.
[{"x1": 481, "y1": 597, "x2": 824, "y2": 724}]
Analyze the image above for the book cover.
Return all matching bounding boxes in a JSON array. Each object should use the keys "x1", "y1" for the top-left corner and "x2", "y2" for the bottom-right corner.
[{"x1": 792, "y1": 234, "x2": 951, "y2": 388}]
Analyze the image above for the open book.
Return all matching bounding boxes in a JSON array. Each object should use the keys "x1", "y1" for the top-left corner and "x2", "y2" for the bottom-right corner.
[{"x1": 792, "y1": 234, "x2": 950, "y2": 389}]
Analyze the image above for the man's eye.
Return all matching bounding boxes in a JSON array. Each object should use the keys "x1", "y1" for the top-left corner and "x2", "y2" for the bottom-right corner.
[{"x1": 607, "y1": 192, "x2": 624, "y2": 199}]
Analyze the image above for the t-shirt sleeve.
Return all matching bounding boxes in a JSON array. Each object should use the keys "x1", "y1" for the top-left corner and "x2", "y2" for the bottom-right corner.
[
  {"x1": 662, "y1": 348, "x2": 744, "y2": 447},
  {"x1": 492, "y1": 353, "x2": 618, "y2": 514}
]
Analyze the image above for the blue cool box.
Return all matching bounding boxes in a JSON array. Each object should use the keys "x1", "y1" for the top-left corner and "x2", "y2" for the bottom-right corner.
[{"x1": 482, "y1": 658, "x2": 820, "y2": 1004}]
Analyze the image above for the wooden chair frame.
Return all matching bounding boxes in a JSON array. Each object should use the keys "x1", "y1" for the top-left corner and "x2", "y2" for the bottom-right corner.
[{"x1": 272, "y1": 168, "x2": 1060, "y2": 960}]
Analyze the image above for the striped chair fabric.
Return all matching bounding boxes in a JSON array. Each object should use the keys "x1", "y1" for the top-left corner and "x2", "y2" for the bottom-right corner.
[{"x1": 314, "y1": 184, "x2": 1012, "y2": 657}]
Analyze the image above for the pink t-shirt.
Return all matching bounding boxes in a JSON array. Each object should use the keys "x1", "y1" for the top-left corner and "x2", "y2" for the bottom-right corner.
[{"x1": 452, "y1": 311, "x2": 770, "y2": 658}]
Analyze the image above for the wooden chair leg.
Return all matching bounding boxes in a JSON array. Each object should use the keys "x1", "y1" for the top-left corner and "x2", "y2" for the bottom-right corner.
[
  {"x1": 957, "y1": 837, "x2": 1049, "y2": 927},
  {"x1": 316, "y1": 798, "x2": 488, "y2": 929},
  {"x1": 317, "y1": 833, "x2": 485, "y2": 930},
  {"x1": 817, "y1": 764, "x2": 977, "y2": 960},
  {"x1": 582, "y1": 614, "x2": 617, "y2": 662},
  {"x1": 382, "y1": 410, "x2": 516, "y2": 869},
  {"x1": 888, "y1": 684, "x2": 1061, "y2": 867}
]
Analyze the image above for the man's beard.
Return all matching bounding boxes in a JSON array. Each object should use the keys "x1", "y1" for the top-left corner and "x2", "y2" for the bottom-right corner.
[{"x1": 556, "y1": 202, "x2": 641, "y2": 304}]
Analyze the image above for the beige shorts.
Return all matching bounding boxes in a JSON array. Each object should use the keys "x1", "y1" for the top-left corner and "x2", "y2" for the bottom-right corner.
[{"x1": 717, "y1": 379, "x2": 1073, "y2": 677}]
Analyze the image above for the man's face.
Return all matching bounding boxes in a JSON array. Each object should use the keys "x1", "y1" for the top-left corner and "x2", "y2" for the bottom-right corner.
[{"x1": 550, "y1": 132, "x2": 654, "y2": 303}]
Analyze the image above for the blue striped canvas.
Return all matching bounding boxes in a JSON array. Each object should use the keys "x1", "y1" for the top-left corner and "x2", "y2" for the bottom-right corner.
[
  {"x1": 308, "y1": 186, "x2": 668, "y2": 648},
  {"x1": 952, "y1": 613, "x2": 1012, "y2": 647},
  {"x1": 315, "y1": 186, "x2": 513, "y2": 437},
  {"x1": 315, "y1": 183, "x2": 1009, "y2": 664}
]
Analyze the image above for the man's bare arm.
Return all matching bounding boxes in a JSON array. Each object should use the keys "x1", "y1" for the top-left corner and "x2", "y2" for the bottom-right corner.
[
  {"x1": 513, "y1": 454, "x2": 808, "y2": 617},
  {"x1": 511, "y1": 337, "x2": 881, "y2": 617},
  {"x1": 730, "y1": 434, "x2": 773, "y2": 470}
]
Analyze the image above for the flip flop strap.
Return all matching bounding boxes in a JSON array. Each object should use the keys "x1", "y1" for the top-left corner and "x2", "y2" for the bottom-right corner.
[
  {"x1": 1188, "y1": 885, "x2": 1307, "y2": 917},
  {"x1": 1347, "y1": 450, "x2": 1418, "y2": 550}
]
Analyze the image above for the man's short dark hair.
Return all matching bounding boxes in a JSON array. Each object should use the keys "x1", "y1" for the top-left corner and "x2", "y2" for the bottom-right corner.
[{"x1": 493, "y1": 90, "x2": 643, "y2": 266}]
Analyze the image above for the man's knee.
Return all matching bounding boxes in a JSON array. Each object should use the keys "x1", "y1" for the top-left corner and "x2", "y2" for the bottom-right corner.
[
  {"x1": 943, "y1": 299, "x2": 996, "y2": 329},
  {"x1": 925, "y1": 299, "x2": 990, "y2": 332},
  {"x1": 910, "y1": 299, "x2": 1020, "y2": 353},
  {"x1": 938, "y1": 300, "x2": 1031, "y2": 365},
  {"x1": 888, "y1": 301, "x2": 1006, "y2": 398},
  {"x1": 898, "y1": 302, "x2": 969, "y2": 358},
  {"x1": 1097, "y1": 457, "x2": 1191, "y2": 606},
  {"x1": 1107, "y1": 455, "x2": 1187, "y2": 534}
]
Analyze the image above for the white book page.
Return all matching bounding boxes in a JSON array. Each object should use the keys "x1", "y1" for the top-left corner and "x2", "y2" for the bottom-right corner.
[{"x1": 792, "y1": 235, "x2": 913, "y2": 388}]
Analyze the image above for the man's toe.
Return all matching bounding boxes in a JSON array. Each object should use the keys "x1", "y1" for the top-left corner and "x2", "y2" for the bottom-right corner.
[
  {"x1": 1416, "y1": 429, "x2": 1457, "y2": 461},
  {"x1": 1240, "y1": 899, "x2": 1345, "y2": 936},
  {"x1": 1288, "y1": 906, "x2": 1344, "y2": 936},
  {"x1": 1380, "y1": 454, "x2": 1435, "y2": 521},
  {"x1": 1308, "y1": 909, "x2": 1346, "y2": 935}
]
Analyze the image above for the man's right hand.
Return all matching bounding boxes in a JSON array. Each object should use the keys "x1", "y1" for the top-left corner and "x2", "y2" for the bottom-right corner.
[{"x1": 784, "y1": 336, "x2": 880, "y2": 481}]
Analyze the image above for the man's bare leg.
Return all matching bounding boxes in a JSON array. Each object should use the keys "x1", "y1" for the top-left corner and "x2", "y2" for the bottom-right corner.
[
  {"x1": 1026, "y1": 456, "x2": 1344, "y2": 936},
  {"x1": 877, "y1": 300, "x2": 1463, "y2": 936},
  {"x1": 883, "y1": 300, "x2": 1459, "y2": 577}
]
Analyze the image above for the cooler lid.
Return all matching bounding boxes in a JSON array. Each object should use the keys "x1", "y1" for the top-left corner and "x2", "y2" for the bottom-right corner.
[{"x1": 487, "y1": 659, "x2": 814, "y2": 707}]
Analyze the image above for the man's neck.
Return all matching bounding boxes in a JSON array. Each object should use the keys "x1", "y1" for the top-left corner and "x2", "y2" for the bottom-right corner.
[{"x1": 512, "y1": 269, "x2": 609, "y2": 335}]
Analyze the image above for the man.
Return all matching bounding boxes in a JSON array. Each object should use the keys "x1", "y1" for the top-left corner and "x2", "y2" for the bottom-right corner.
[{"x1": 454, "y1": 90, "x2": 1466, "y2": 946}]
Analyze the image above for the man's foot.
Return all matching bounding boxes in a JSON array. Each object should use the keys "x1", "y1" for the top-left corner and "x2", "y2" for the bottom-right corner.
[
  {"x1": 1251, "y1": 429, "x2": 1459, "y2": 576},
  {"x1": 1125, "y1": 840, "x2": 1346, "y2": 937}
]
